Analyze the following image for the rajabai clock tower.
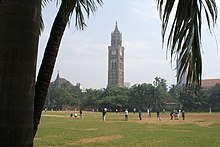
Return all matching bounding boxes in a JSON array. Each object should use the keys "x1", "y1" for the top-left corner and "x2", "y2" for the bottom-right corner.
[{"x1": 107, "y1": 22, "x2": 125, "y2": 87}]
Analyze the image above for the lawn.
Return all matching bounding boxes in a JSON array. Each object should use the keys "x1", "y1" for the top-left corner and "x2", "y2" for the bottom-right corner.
[{"x1": 34, "y1": 111, "x2": 220, "y2": 147}]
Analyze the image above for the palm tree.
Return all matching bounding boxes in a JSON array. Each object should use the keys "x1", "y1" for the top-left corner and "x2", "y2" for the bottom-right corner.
[
  {"x1": 33, "y1": 0, "x2": 103, "y2": 136},
  {"x1": 157, "y1": 0, "x2": 217, "y2": 86},
  {"x1": 0, "y1": 0, "x2": 41, "y2": 146},
  {"x1": 153, "y1": 77, "x2": 161, "y2": 87}
]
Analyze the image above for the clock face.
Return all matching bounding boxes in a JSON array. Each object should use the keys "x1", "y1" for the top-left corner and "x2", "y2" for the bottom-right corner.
[{"x1": 112, "y1": 50, "x2": 116, "y2": 55}]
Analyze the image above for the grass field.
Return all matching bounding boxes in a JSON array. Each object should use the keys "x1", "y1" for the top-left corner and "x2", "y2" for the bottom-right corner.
[{"x1": 34, "y1": 111, "x2": 220, "y2": 147}]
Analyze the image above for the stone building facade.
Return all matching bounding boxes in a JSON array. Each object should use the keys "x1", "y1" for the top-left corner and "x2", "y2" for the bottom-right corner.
[{"x1": 107, "y1": 22, "x2": 124, "y2": 87}]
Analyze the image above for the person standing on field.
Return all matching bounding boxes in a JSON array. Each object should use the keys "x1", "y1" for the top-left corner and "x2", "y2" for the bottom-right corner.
[
  {"x1": 79, "y1": 109, "x2": 83, "y2": 119},
  {"x1": 170, "y1": 111, "x2": 174, "y2": 120},
  {"x1": 147, "y1": 108, "x2": 151, "y2": 118},
  {"x1": 157, "y1": 110, "x2": 161, "y2": 121},
  {"x1": 182, "y1": 110, "x2": 185, "y2": 120},
  {"x1": 125, "y1": 109, "x2": 128, "y2": 121},
  {"x1": 102, "y1": 108, "x2": 107, "y2": 121},
  {"x1": 139, "y1": 109, "x2": 142, "y2": 120}
]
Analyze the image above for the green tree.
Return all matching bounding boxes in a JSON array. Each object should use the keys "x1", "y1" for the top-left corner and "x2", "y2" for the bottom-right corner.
[
  {"x1": 169, "y1": 85, "x2": 180, "y2": 99},
  {"x1": 82, "y1": 89, "x2": 102, "y2": 110},
  {"x1": 208, "y1": 84, "x2": 220, "y2": 111},
  {"x1": 157, "y1": 0, "x2": 217, "y2": 86},
  {"x1": 178, "y1": 85, "x2": 202, "y2": 111},
  {"x1": 129, "y1": 83, "x2": 155, "y2": 111},
  {"x1": 0, "y1": 0, "x2": 41, "y2": 146},
  {"x1": 98, "y1": 87, "x2": 129, "y2": 110},
  {"x1": 197, "y1": 88, "x2": 210, "y2": 111},
  {"x1": 34, "y1": 0, "x2": 103, "y2": 136},
  {"x1": 47, "y1": 88, "x2": 73, "y2": 110},
  {"x1": 153, "y1": 77, "x2": 168, "y2": 92},
  {"x1": 153, "y1": 77, "x2": 168, "y2": 110}
]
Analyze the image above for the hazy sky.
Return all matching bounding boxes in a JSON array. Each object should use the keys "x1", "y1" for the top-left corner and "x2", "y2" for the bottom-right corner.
[{"x1": 38, "y1": 0, "x2": 220, "y2": 89}]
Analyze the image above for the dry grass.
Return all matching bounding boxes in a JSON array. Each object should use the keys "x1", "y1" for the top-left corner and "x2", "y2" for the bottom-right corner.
[
  {"x1": 68, "y1": 135, "x2": 124, "y2": 145},
  {"x1": 35, "y1": 112, "x2": 220, "y2": 147},
  {"x1": 129, "y1": 113, "x2": 220, "y2": 127}
]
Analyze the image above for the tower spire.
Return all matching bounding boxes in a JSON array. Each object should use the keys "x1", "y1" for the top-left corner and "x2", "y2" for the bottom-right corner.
[{"x1": 114, "y1": 21, "x2": 119, "y2": 33}]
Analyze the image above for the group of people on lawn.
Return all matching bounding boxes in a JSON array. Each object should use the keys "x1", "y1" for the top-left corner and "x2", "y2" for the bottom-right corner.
[
  {"x1": 69, "y1": 109, "x2": 83, "y2": 119},
  {"x1": 170, "y1": 109, "x2": 185, "y2": 120},
  {"x1": 69, "y1": 108, "x2": 186, "y2": 121},
  {"x1": 102, "y1": 108, "x2": 186, "y2": 121}
]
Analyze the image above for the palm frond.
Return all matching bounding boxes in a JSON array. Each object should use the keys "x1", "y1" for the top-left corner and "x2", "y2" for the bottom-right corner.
[
  {"x1": 40, "y1": 12, "x2": 44, "y2": 35},
  {"x1": 40, "y1": 0, "x2": 55, "y2": 35},
  {"x1": 42, "y1": 0, "x2": 54, "y2": 8},
  {"x1": 202, "y1": 0, "x2": 218, "y2": 29},
  {"x1": 74, "y1": 0, "x2": 103, "y2": 30},
  {"x1": 157, "y1": 0, "x2": 217, "y2": 86}
]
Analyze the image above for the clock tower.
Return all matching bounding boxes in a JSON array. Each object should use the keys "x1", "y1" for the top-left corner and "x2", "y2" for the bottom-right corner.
[{"x1": 107, "y1": 22, "x2": 124, "y2": 87}]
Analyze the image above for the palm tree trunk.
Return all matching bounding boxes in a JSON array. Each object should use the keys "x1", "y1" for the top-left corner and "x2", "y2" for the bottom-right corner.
[
  {"x1": 33, "y1": 1, "x2": 76, "y2": 137},
  {"x1": 0, "y1": 0, "x2": 41, "y2": 146}
]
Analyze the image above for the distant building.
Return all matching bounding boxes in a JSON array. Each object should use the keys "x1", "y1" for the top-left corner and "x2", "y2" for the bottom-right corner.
[
  {"x1": 50, "y1": 72, "x2": 74, "y2": 89},
  {"x1": 107, "y1": 22, "x2": 125, "y2": 88},
  {"x1": 124, "y1": 82, "x2": 131, "y2": 88},
  {"x1": 76, "y1": 83, "x2": 86, "y2": 92},
  {"x1": 176, "y1": 70, "x2": 220, "y2": 89},
  {"x1": 176, "y1": 58, "x2": 220, "y2": 88},
  {"x1": 50, "y1": 72, "x2": 85, "y2": 92},
  {"x1": 201, "y1": 79, "x2": 220, "y2": 88},
  {"x1": 164, "y1": 102, "x2": 180, "y2": 111}
]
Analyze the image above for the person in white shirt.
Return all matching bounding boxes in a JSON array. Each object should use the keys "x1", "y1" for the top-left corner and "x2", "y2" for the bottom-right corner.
[{"x1": 125, "y1": 109, "x2": 128, "y2": 121}]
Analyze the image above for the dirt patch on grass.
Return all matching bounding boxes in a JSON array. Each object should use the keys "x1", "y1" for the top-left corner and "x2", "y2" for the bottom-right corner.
[
  {"x1": 42, "y1": 114, "x2": 67, "y2": 118},
  {"x1": 170, "y1": 129, "x2": 192, "y2": 132},
  {"x1": 68, "y1": 134, "x2": 124, "y2": 145},
  {"x1": 83, "y1": 128, "x2": 98, "y2": 131}
]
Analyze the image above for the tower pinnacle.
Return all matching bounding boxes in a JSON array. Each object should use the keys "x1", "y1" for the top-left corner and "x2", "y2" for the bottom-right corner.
[{"x1": 114, "y1": 21, "x2": 119, "y2": 33}]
